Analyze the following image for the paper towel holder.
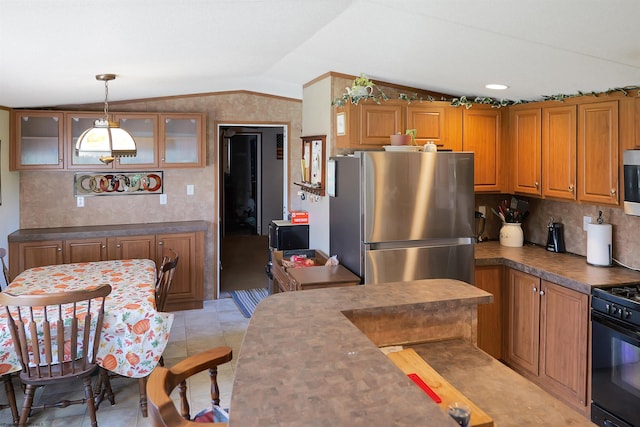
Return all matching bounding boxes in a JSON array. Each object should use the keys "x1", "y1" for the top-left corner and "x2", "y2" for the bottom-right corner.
[{"x1": 587, "y1": 211, "x2": 613, "y2": 267}]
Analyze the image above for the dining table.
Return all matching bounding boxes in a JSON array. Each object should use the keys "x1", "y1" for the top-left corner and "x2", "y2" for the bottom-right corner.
[{"x1": 0, "y1": 259, "x2": 173, "y2": 414}]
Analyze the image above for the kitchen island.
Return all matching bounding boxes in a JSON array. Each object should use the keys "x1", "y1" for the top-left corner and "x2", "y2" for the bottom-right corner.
[{"x1": 229, "y1": 279, "x2": 594, "y2": 426}]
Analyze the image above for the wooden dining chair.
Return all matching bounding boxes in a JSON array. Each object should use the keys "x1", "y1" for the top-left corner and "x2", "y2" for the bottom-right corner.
[
  {"x1": 0, "y1": 247, "x2": 9, "y2": 289},
  {"x1": 0, "y1": 284, "x2": 113, "y2": 427},
  {"x1": 147, "y1": 346, "x2": 233, "y2": 426},
  {"x1": 0, "y1": 248, "x2": 20, "y2": 423},
  {"x1": 155, "y1": 248, "x2": 179, "y2": 313}
]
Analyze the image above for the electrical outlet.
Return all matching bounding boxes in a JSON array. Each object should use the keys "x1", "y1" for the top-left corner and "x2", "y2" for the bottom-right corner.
[
  {"x1": 160, "y1": 194, "x2": 167, "y2": 205},
  {"x1": 478, "y1": 205, "x2": 486, "y2": 217},
  {"x1": 187, "y1": 184, "x2": 194, "y2": 195},
  {"x1": 583, "y1": 215, "x2": 591, "y2": 231},
  {"x1": 76, "y1": 196, "x2": 84, "y2": 208}
]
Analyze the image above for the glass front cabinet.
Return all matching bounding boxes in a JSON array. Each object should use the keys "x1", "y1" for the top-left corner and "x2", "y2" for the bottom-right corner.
[{"x1": 12, "y1": 111, "x2": 65, "y2": 170}]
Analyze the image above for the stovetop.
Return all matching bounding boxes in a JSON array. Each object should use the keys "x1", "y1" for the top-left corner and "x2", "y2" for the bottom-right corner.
[{"x1": 592, "y1": 285, "x2": 640, "y2": 327}]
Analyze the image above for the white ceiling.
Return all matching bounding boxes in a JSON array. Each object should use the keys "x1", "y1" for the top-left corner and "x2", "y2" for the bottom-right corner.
[{"x1": 2, "y1": 0, "x2": 640, "y2": 109}]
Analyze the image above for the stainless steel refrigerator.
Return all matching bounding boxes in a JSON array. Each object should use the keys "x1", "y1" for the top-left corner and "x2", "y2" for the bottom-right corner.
[{"x1": 329, "y1": 151, "x2": 475, "y2": 285}]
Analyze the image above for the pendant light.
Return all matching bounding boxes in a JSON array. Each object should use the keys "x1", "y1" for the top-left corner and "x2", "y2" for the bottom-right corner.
[{"x1": 75, "y1": 74, "x2": 136, "y2": 164}]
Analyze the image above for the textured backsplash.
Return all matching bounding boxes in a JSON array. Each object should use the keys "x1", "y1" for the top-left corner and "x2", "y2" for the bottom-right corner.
[{"x1": 475, "y1": 194, "x2": 640, "y2": 271}]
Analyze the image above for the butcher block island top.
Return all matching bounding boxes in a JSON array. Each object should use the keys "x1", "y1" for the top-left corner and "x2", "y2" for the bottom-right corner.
[{"x1": 229, "y1": 279, "x2": 593, "y2": 426}]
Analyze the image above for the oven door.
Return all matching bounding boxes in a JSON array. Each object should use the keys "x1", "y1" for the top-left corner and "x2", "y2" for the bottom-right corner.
[{"x1": 592, "y1": 311, "x2": 640, "y2": 427}]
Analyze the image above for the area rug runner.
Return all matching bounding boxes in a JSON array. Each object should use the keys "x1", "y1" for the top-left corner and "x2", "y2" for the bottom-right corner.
[{"x1": 230, "y1": 288, "x2": 268, "y2": 318}]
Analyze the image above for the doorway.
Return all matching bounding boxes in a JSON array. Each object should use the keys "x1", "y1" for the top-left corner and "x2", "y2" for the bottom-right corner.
[{"x1": 217, "y1": 124, "x2": 287, "y2": 296}]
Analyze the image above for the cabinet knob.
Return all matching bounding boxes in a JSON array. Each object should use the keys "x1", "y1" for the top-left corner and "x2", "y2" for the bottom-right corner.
[
  {"x1": 534, "y1": 181, "x2": 539, "y2": 188},
  {"x1": 540, "y1": 290, "x2": 545, "y2": 296},
  {"x1": 610, "y1": 188, "x2": 617, "y2": 196},
  {"x1": 57, "y1": 247, "x2": 62, "y2": 252},
  {"x1": 568, "y1": 184, "x2": 574, "y2": 192},
  {"x1": 158, "y1": 241, "x2": 164, "y2": 246},
  {"x1": 116, "y1": 244, "x2": 121, "y2": 248},
  {"x1": 532, "y1": 287, "x2": 537, "y2": 292},
  {"x1": 101, "y1": 245, "x2": 106, "y2": 249}
]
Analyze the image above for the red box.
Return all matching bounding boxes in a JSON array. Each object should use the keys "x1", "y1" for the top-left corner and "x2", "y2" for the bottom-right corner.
[{"x1": 290, "y1": 210, "x2": 309, "y2": 224}]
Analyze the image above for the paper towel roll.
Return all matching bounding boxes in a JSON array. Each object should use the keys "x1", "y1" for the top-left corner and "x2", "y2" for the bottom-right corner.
[{"x1": 587, "y1": 223, "x2": 612, "y2": 266}]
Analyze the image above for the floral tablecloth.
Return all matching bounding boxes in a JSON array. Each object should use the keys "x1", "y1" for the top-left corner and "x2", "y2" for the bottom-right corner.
[{"x1": 0, "y1": 259, "x2": 173, "y2": 378}]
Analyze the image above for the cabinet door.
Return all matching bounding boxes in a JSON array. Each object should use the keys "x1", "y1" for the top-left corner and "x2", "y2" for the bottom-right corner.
[
  {"x1": 11, "y1": 111, "x2": 64, "y2": 170},
  {"x1": 109, "y1": 235, "x2": 156, "y2": 260},
  {"x1": 13, "y1": 240, "x2": 64, "y2": 276},
  {"x1": 542, "y1": 105, "x2": 577, "y2": 200},
  {"x1": 577, "y1": 101, "x2": 619, "y2": 205},
  {"x1": 64, "y1": 238, "x2": 108, "y2": 263},
  {"x1": 407, "y1": 104, "x2": 463, "y2": 151},
  {"x1": 160, "y1": 114, "x2": 206, "y2": 167},
  {"x1": 463, "y1": 108, "x2": 502, "y2": 192},
  {"x1": 506, "y1": 268, "x2": 540, "y2": 376},
  {"x1": 114, "y1": 114, "x2": 158, "y2": 169},
  {"x1": 511, "y1": 108, "x2": 542, "y2": 196},
  {"x1": 539, "y1": 280, "x2": 589, "y2": 410},
  {"x1": 157, "y1": 232, "x2": 204, "y2": 311},
  {"x1": 475, "y1": 265, "x2": 504, "y2": 359},
  {"x1": 66, "y1": 112, "x2": 113, "y2": 170},
  {"x1": 360, "y1": 101, "x2": 405, "y2": 146}
]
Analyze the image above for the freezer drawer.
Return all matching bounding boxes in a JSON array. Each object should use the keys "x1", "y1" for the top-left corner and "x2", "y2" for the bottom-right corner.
[{"x1": 364, "y1": 243, "x2": 474, "y2": 285}]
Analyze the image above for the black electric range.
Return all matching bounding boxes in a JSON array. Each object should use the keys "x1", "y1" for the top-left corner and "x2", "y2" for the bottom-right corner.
[{"x1": 592, "y1": 285, "x2": 640, "y2": 328}]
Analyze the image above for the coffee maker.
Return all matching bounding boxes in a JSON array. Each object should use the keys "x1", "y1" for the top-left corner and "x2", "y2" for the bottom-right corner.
[{"x1": 546, "y1": 218, "x2": 566, "y2": 253}]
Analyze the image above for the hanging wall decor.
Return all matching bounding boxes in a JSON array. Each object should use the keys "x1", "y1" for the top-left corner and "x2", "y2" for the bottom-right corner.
[{"x1": 74, "y1": 172, "x2": 163, "y2": 196}]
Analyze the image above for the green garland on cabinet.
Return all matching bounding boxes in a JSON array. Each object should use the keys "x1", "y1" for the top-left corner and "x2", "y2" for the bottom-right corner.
[{"x1": 332, "y1": 76, "x2": 640, "y2": 109}]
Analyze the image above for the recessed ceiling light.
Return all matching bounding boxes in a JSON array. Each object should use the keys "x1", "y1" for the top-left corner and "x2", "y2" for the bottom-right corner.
[{"x1": 485, "y1": 83, "x2": 509, "y2": 90}]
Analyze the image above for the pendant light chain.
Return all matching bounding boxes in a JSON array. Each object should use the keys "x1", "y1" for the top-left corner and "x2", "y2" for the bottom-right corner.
[{"x1": 103, "y1": 78, "x2": 110, "y2": 120}]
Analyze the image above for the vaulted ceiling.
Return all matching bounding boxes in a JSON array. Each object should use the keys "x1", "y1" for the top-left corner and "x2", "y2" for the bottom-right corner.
[{"x1": 2, "y1": 0, "x2": 639, "y2": 109}]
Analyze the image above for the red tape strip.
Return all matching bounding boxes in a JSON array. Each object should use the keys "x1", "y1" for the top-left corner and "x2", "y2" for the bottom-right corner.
[{"x1": 407, "y1": 373, "x2": 442, "y2": 403}]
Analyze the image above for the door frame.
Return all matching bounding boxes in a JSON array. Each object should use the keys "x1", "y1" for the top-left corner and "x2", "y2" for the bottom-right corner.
[{"x1": 215, "y1": 122, "x2": 288, "y2": 298}]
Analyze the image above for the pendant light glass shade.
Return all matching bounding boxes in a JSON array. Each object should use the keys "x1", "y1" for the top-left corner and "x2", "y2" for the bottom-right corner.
[{"x1": 75, "y1": 74, "x2": 136, "y2": 164}]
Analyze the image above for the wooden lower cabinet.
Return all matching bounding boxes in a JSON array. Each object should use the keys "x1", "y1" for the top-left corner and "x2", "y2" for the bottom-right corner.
[
  {"x1": 505, "y1": 268, "x2": 589, "y2": 415},
  {"x1": 474, "y1": 265, "x2": 504, "y2": 360},
  {"x1": 64, "y1": 238, "x2": 108, "y2": 263},
  {"x1": 157, "y1": 232, "x2": 204, "y2": 311},
  {"x1": 9, "y1": 240, "x2": 63, "y2": 276},
  {"x1": 108, "y1": 235, "x2": 156, "y2": 260},
  {"x1": 9, "y1": 231, "x2": 204, "y2": 311}
]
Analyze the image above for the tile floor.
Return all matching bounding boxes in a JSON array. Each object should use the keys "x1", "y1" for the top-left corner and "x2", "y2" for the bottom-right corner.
[{"x1": 0, "y1": 297, "x2": 248, "y2": 426}]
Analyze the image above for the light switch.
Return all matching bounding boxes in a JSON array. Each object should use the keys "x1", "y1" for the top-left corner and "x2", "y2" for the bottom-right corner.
[
  {"x1": 187, "y1": 184, "x2": 194, "y2": 195},
  {"x1": 160, "y1": 194, "x2": 167, "y2": 205},
  {"x1": 76, "y1": 196, "x2": 85, "y2": 208}
]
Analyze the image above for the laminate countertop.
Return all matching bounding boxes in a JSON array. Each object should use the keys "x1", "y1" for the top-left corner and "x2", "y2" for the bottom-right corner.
[
  {"x1": 7, "y1": 220, "x2": 208, "y2": 241},
  {"x1": 229, "y1": 279, "x2": 593, "y2": 426},
  {"x1": 475, "y1": 241, "x2": 640, "y2": 294}
]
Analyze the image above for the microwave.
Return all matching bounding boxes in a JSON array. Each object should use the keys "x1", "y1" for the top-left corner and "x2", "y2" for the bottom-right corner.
[
  {"x1": 624, "y1": 150, "x2": 640, "y2": 216},
  {"x1": 268, "y1": 220, "x2": 309, "y2": 250}
]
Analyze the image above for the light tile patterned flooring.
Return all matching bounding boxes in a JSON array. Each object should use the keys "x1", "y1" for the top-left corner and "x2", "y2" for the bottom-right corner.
[{"x1": 0, "y1": 298, "x2": 248, "y2": 426}]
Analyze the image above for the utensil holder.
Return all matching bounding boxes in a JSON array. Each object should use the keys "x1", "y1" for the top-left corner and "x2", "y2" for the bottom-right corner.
[{"x1": 500, "y1": 222, "x2": 524, "y2": 247}]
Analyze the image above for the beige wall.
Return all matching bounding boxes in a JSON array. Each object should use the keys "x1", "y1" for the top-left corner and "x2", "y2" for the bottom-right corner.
[
  {"x1": 18, "y1": 91, "x2": 302, "y2": 299},
  {"x1": 0, "y1": 108, "x2": 21, "y2": 287}
]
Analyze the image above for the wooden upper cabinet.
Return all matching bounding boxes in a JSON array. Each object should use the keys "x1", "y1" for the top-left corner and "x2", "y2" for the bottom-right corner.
[
  {"x1": 462, "y1": 107, "x2": 502, "y2": 192},
  {"x1": 11, "y1": 111, "x2": 64, "y2": 170},
  {"x1": 407, "y1": 103, "x2": 462, "y2": 151},
  {"x1": 577, "y1": 101, "x2": 619, "y2": 205},
  {"x1": 542, "y1": 105, "x2": 577, "y2": 201},
  {"x1": 359, "y1": 101, "x2": 405, "y2": 147},
  {"x1": 511, "y1": 108, "x2": 542, "y2": 196},
  {"x1": 12, "y1": 110, "x2": 205, "y2": 171},
  {"x1": 159, "y1": 113, "x2": 206, "y2": 168},
  {"x1": 114, "y1": 113, "x2": 159, "y2": 168}
]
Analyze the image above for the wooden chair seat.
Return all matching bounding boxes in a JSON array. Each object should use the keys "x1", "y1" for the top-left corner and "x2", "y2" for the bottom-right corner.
[{"x1": 147, "y1": 346, "x2": 233, "y2": 427}]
